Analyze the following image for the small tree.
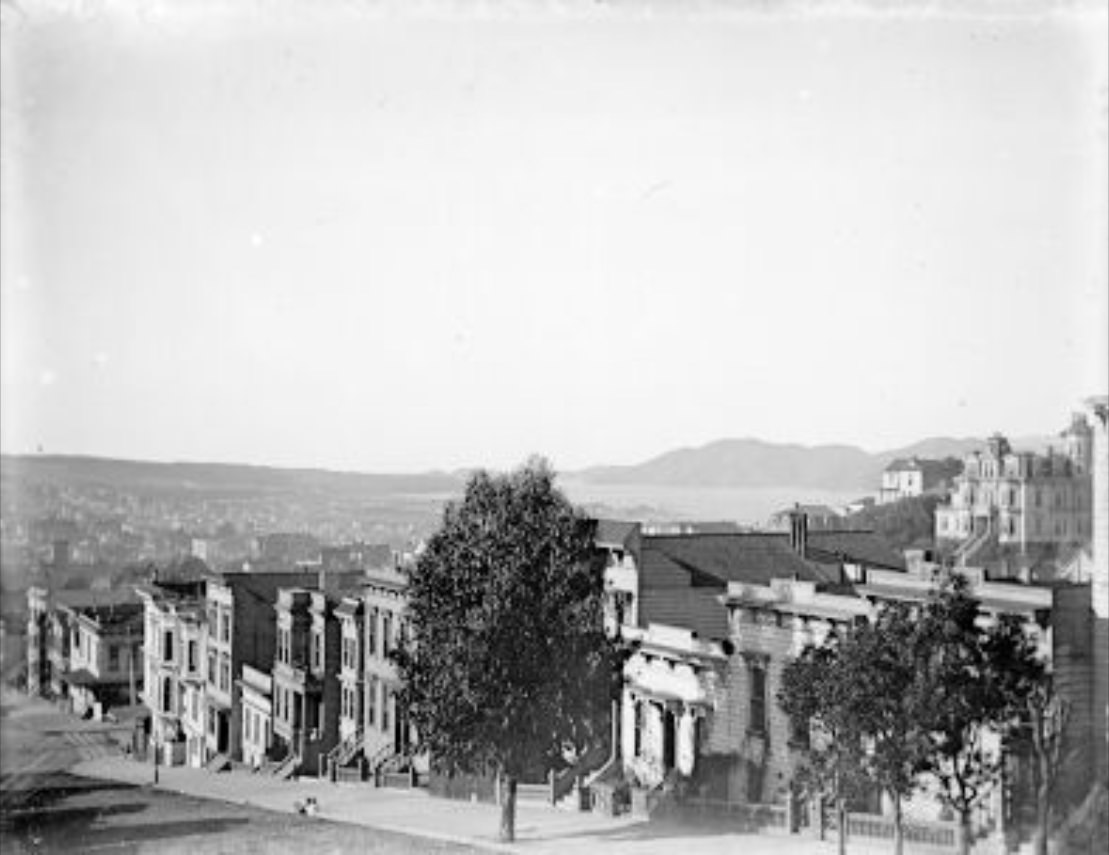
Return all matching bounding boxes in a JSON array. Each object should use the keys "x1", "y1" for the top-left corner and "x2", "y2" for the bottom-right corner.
[
  {"x1": 915, "y1": 578, "x2": 1040, "y2": 855},
  {"x1": 780, "y1": 635, "x2": 870, "y2": 855},
  {"x1": 984, "y1": 619, "x2": 1068, "y2": 855},
  {"x1": 394, "y1": 459, "x2": 620, "y2": 842},
  {"x1": 1025, "y1": 682, "x2": 1070, "y2": 855},
  {"x1": 782, "y1": 604, "x2": 931, "y2": 855},
  {"x1": 846, "y1": 603, "x2": 932, "y2": 855}
]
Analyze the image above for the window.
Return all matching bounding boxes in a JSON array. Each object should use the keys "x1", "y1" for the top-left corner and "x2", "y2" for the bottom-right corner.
[
  {"x1": 367, "y1": 676, "x2": 378, "y2": 729},
  {"x1": 382, "y1": 688, "x2": 392, "y2": 733},
  {"x1": 277, "y1": 628, "x2": 290, "y2": 665},
  {"x1": 208, "y1": 651, "x2": 218, "y2": 686},
  {"x1": 749, "y1": 663, "x2": 767, "y2": 735},
  {"x1": 312, "y1": 630, "x2": 322, "y2": 670},
  {"x1": 163, "y1": 630, "x2": 174, "y2": 663},
  {"x1": 188, "y1": 641, "x2": 198, "y2": 673},
  {"x1": 633, "y1": 701, "x2": 644, "y2": 758},
  {"x1": 382, "y1": 613, "x2": 392, "y2": 658},
  {"x1": 220, "y1": 654, "x2": 231, "y2": 693},
  {"x1": 108, "y1": 644, "x2": 119, "y2": 671},
  {"x1": 221, "y1": 608, "x2": 231, "y2": 643},
  {"x1": 367, "y1": 610, "x2": 378, "y2": 660}
]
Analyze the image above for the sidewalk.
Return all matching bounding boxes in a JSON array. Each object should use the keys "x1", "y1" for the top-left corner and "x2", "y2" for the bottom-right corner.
[{"x1": 71, "y1": 755, "x2": 848, "y2": 854}]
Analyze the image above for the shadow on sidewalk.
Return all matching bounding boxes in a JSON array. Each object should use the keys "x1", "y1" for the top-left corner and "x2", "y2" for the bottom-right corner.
[{"x1": 545, "y1": 815, "x2": 787, "y2": 844}]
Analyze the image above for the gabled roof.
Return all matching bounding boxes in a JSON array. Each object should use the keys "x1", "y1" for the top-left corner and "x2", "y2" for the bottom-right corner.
[
  {"x1": 806, "y1": 531, "x2": 906, "y2": 571},
  {"x1": 593, "y1": 519, "x2": 639, "y2": 549},
  {"x1": 640, "y1": 533, "x2": 841, "y2": 589},
  {"x1": 634, "y1": 529, "x2": 906, "y2": 639}
]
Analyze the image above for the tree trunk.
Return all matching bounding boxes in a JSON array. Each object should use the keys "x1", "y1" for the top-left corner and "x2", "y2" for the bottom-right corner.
[
  {"x1": 499, "y1": 774, "x2": 517, "y2": 843},
  {"x1": 892, "y1": 793, "x2": 904, "y2": 855},
  {"x1": 1034, "y1": 780, "x2": 1050, "y2": 855},
  {"x1": 957, "y1": 809, "x2": 971, "y2": 855},
  {"x1": 837, "y1": 796, "x2": 847, "y2": 855}
]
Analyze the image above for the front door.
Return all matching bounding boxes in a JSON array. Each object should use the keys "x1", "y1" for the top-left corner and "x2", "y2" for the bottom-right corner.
[
  {"x1": 218, "y1": 712, "x2": 230, "y2": 754},
  {"x1": 662, "y1": 709, "x2": 676, "y2": 771}
]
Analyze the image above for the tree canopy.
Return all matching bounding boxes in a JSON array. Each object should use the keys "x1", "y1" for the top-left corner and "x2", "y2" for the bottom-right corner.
[
  {"x1": 781, "y1": 576, "x2": 1051, "y2": 855},
  {"x1": 394, "y1": 459, "x2": 621, "y2": 840}
]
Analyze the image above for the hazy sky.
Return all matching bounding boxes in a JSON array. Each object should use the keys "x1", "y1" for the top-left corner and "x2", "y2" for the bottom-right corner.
[{"x1": 2, "y1": 0, "x2": 1107, "y2": 473}]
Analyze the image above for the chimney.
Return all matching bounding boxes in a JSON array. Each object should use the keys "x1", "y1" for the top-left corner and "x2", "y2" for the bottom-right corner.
[{"x1": 788, "y1": 507, "x2": 808, "y2": 556}]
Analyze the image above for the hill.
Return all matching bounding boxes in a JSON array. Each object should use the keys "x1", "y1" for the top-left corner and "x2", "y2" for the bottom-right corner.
[
  {"x1": 577, "y1": 434, "x2": 1053, "y2": 492},
  {"x1": 0, "y1": 454, "x2": 463, "y2": 500}
]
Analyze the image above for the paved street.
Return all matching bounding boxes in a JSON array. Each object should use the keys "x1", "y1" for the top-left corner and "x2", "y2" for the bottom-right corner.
[
  {"x1": 0, "y1": 688, "x2": 478, "y2": 853},
  {"x1": 2, "y1": 686, "x2": 909, "y2": 854}
]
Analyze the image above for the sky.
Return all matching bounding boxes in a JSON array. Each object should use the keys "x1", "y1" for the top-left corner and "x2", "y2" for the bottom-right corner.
[{"x1": 2, "y1": 0, "x2": 1107, "y2": 473}]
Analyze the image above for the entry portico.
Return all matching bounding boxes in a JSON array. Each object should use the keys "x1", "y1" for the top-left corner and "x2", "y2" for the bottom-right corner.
[{"x1": 621, "y1": 624, "x2": 726, "y2": 787}]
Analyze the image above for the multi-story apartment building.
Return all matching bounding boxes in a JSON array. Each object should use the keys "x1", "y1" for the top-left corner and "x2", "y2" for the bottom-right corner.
[
  {"x1": 327, "y1": 592, "x2": 365, "y2": 778},
  {"x1": 362, "y1": 559, "x2": 414, "y2": 769},
  {"x1": 270, "y1": 582, "x2": 349, "y2": 776},
  {"x1": 935, "y1": 421, "x2": 1093, "y2": 551},
  {"x1": 135, "y1": 579, "x2": 207, "y2": 765},
  {"x1": 61, "y1": 595, "x2": 143, "y2": 720},
  {"x1": 272, "y1": 587, "x2": 313, "y2": 769},
  {"x1": 27, "y1": 586, "x2": 141, "y2": 706}
]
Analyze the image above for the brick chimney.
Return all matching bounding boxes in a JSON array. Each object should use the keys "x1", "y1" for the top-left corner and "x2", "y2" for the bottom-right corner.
[{"x1": 788, "y1": 506, "x2": 808, "y2": 556}]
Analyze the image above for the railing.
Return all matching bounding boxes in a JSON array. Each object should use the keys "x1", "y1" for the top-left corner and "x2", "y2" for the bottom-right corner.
[
  {"x1": 326, "y1": 727, "x2": 363, "y2": 770},
  {"x1": 272, "y1": 752, "x2": 300, "y2": 779},
  {"x1": 515, "y1": 781, "x2": 551, "y2": 803},
  {"x1": 846, "y1": 813, "x2": 959, "y2": 849},
  {"x1": 551, "y1": 742, "x2": 609, "y2": 806}
]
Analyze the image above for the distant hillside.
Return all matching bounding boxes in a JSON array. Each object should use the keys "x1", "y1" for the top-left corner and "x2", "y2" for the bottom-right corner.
[
  {"x1": 1, "y1": 431, "x2": 1057, "y2": 502},
  {"x1": 577, "y1": 434, "x2": 1054, "y2": 492},
  {"x1": 0, "y1": 454, "x2": 464, "y2": 500}
]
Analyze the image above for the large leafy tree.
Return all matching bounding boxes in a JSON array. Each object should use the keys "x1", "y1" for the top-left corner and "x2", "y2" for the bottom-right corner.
[{"x1": 393, "y1": 459, "x2": 620, "y2": 842}]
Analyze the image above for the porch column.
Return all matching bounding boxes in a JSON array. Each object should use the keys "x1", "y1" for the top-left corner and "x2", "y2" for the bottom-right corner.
[{"x1": 677, "y1": 706, "x2": 697, "y2": 777}]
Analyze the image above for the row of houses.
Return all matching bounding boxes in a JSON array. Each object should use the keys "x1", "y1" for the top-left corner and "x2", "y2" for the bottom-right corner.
[
  {"x1": 133, "y1": 560, "x2": 415, "y2": 781},
  {"x1": 597, "y1": 515, "x2": 1098, "y2": 839},
  {"x1": 21, "y1": 398, "x2": 1107, "y2": 852}
]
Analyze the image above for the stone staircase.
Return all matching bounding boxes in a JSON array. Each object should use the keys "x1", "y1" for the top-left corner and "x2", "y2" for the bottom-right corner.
[
  {"x1": 324, "y1": 727, "x2": 364, "y2": 778},
  {"x1": 271, "y1": 752, "x2": 300, "y2": 780},
  {"x1": 205, "y1": 753, "x2": 231, "y2": 773}
]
